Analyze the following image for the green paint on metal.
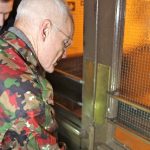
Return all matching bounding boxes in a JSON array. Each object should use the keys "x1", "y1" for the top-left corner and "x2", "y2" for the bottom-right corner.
[{"x1": 94, "y1": 64, "x2": 110, "y2": 125}]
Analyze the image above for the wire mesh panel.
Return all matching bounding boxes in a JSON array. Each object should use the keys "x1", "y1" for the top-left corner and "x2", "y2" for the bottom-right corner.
[
  {"x1": 117, "y1": 101, "x2": 150, "y2": 140},
  {"x1": 115, "y1": 0, "x2": 150, "y2": 141},
  {"x1": 118, "y1": 0, "x2": 150, "y2": 109}
]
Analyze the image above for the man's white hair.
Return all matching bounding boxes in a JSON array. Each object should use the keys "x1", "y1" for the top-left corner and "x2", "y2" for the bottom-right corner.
[{"x1": 15, "y1": 0, "x2": 72, "y2": 26}]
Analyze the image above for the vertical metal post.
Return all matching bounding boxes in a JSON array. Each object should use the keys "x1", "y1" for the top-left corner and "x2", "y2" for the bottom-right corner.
[
  {"x1": 81, "y1": 0, "x2": 123, "y2": 149},
  {"x1": 81, "y1": 0, "x2": 99, "y2": 149}
]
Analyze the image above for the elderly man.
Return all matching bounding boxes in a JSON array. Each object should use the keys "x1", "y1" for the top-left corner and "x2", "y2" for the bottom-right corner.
[
  {"x1": 0, "y1": 0, "x2": 74, "y2": 149},
  {"x1": 0, "y1": 0, "x2": 14, "y2": 32}
]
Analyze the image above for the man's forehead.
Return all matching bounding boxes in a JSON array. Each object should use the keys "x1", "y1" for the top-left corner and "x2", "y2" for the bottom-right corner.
[{"x1": 0, "y1": 0, "x2": 13, "y2": 13}]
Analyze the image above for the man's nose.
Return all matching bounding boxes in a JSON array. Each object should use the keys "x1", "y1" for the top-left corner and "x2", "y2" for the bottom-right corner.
[{"x1": 0, "y1": 14, "x2": 5, "y2": 27}]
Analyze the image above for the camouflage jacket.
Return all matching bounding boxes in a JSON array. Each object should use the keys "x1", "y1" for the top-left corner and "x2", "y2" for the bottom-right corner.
[{"x1": 0, "y1": 31, "x2": 64, "y2": 150}]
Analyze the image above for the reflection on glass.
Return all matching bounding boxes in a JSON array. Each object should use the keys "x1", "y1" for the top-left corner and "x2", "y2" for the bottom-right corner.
[{"x1": 119, "y1": 0, "x2": 150, "y2": 108}]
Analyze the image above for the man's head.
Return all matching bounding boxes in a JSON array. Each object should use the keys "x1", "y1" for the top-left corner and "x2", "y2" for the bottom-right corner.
[
  {"x1": 15, "y1": 0, "x2": 74, "y2": 73},
  {"x1": 0, "y1": 0, "x2": 14, "y2": 29}
]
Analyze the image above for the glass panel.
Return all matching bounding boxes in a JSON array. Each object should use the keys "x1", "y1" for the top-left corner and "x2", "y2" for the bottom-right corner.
[
  {"x1": 115, "y1": 0, "x2": 150, "y2": 144},
  {"x1": 56, "y1": 55, "x2": 83, "y2": 78},
  {"x1": 119, "y1": 0, "x2": 150, "y2": 108}
]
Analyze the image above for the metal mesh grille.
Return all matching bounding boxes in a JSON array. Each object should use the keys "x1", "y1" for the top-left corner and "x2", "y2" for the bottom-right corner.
[
  {"x1": 117, "y1": 101, "x2": 150, "y2": 140},
  {"x1": 118, "y1": 0, "x2": 150, "y2": 108},
  {"x1": 116, "y1": 0, "x2": 150, "y2": 139}
]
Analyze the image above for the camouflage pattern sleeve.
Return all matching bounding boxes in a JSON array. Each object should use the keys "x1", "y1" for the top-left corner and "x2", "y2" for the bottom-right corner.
[
  {"x1": 0, "y1": 78, "x2": 67, "y2": 149},
  {"x1": 0, "y1": 33, "x2": 66, "y2": 150}
]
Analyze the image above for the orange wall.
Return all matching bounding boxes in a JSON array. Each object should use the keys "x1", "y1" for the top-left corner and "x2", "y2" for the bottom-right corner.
[
  {"x1": 115, "y1": 127, "x2": 150, "y2": 150},
  {"x1": 66, "y1": 0, "x2": 84, "y2": 57}
]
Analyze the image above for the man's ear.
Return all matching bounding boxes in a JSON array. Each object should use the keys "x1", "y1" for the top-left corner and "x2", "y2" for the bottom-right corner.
[{"x1": 40, "y1": 19, "x2": 52, "y2": 41}]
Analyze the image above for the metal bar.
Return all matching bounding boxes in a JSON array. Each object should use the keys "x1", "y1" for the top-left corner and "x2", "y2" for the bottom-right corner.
[{"x1": 110, "y1": 95, "x2": 150, "y2": 113}]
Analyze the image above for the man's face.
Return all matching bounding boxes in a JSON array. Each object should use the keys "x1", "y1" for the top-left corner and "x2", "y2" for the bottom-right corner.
[
  {"x1": 0, "y1": 0, "x2": 14, "y2": 28},
  {"x1": 37, "y1": 17, "x2": 74, "y2": 73}
]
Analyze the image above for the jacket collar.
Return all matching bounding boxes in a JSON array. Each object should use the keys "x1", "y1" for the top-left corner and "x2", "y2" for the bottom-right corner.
[{"x1": 2, "y1": 27, "x2": 38, "y2": 68}]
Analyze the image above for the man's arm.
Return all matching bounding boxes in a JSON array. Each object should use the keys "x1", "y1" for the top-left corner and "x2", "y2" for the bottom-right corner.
[{"x1": 0, "y1": 75, "x2": 65, "y2": 150}]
